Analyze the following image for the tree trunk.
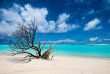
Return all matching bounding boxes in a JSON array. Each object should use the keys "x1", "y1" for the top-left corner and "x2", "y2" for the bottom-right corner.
[
  {"x1": 41, "y1": 51, "x2": 50, "y2": 59},
  {"x1": 38, "y1": 51, "x2": 41, "y2": 57}
]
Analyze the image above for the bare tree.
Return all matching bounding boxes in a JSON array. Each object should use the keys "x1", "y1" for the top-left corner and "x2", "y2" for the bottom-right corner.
[{"x1": 9, "y1": 20, "x2": 61, "y2": 59}]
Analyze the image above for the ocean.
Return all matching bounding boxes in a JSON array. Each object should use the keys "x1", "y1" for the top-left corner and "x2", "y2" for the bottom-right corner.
[{"x1": 0, "y1": 45, "x2": 110, "y2": 59}]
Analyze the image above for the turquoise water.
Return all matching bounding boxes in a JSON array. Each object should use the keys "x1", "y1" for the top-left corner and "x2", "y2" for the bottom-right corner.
[{"x1": 0, "y1": 45, "x2": 110, "y2": 59}]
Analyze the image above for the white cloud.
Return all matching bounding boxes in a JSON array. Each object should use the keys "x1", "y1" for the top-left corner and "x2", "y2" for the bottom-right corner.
[
  {"x1": 57, "y1": 13, "x2": 70, "y2": 24},
  {"x1": 84, "y1": 18, "x2": 101, "y2": 31},
  {"x1": 1, "y1": 4, "x2": 23, "y2": 23},
  {"x1": 20, "y1": 4, "x2": 48, "y2": 24},
  {"x1": 44, "y1": 39, "x2": 76, "y2": 44},
  {"x1": 0, "y1": 20, "x2": 17, "y2": 36},
  {"x1": 89, "y1": 37, "x2": 98, "y2": 41},
  {"x1": 56, "y1": 13, "x2": 80, "y2": 33},
  {"x1": 0, "y1": 3, "x2": 79, "y2": 37},
  {"x1": 0, "y1": 4, "x2": 22, "y2": 35}
]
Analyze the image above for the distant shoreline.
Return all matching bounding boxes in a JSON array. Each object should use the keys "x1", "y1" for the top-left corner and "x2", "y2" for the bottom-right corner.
[{"x1": 88, "y1": 44, "x2": 109, "y2": 45}]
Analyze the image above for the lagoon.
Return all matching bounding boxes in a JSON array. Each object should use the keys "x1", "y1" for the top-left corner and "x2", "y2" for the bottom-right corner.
[{"x1": 0, "y1": 45, "x2": 110, "y2": 59}]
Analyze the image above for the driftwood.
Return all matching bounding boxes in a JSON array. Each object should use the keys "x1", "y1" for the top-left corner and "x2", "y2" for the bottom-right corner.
[
  {"x1": 41, "y1": 45, "x2": 53, "y2": 59},
  {"x1": 51, "y1": 54, "x2": 55, "y2": 60},
  {"x1": 9, "y1": 20, "x2": 61, "y2": 59}
]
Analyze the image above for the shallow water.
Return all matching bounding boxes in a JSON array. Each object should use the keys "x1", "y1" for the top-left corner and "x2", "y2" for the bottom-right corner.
[{"x1": 0, "y1": 45, "x2": 110, "y2": 59}]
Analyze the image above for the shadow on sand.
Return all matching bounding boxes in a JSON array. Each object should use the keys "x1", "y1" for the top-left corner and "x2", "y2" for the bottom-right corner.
[{"x1": 8, "y1": 57, "x2": 32, "y2": 63}]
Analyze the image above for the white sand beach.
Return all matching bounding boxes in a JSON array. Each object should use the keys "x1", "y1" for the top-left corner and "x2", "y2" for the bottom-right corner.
[{"x1": 0, "y1": 55, "x2": 110, "y2": 74}]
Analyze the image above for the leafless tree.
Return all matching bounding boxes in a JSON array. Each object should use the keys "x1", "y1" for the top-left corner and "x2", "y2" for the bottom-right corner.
[{"x1": 9, "y1": 20, "x2": 61, "y2": 59}]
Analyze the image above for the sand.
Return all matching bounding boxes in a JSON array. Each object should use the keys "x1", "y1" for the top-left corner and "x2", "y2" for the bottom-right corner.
[{"x1": 0, "y1": 55, "x2": 110, "y2": 74}]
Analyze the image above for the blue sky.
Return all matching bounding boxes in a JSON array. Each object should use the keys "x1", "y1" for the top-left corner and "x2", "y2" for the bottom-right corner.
[{"x1": 0, "y1": 0, "x2": 110, "y2": 44}]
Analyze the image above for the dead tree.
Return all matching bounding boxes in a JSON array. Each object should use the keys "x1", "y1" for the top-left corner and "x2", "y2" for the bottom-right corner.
[{"x1": 9, "y1": 20, "x2": 61, "y2": 59}]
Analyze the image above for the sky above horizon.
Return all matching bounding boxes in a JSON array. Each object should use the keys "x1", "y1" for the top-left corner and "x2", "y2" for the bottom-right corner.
[{"x1": 0, "y1": 0, "x2": 110, "y2": 44}]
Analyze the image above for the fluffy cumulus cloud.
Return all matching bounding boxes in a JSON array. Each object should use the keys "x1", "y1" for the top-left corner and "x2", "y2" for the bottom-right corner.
[
  {"x1": 84, "y1": 18, "x2": 101, "y2": 31},
  {"x1": 89, "y1": 37, "x2": 98, "y2": 41},
  {"x1": 43, "y1": 39, "x2": 76, "y2": 44},
  {"x1": 56, "y1": 13, "x2": 80, "y2": 33},
  {"x1": 0, "y1": 20, "x2": 17, "y2": 36},
  {"x1": 0, "y1": 3, "x2": 79, "y2": 37},
  {"x1": 0, "y1": 4, "x2": 23, "y2": 36}
]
